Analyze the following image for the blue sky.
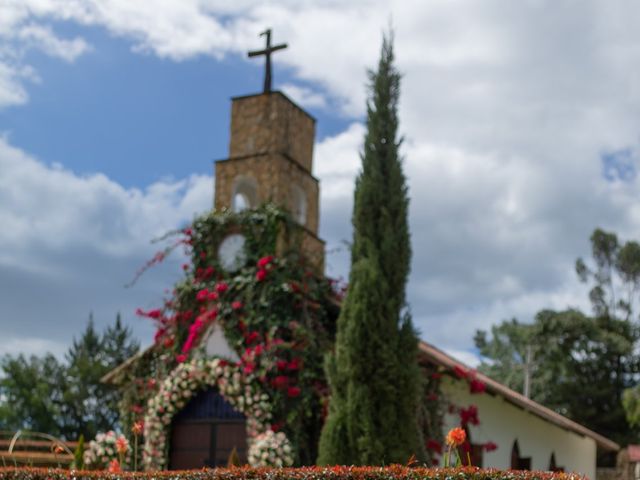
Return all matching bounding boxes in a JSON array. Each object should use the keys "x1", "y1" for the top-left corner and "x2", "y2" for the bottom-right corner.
[{"x1": 3, "y1": 1, "x2": 640, "y2": 368}]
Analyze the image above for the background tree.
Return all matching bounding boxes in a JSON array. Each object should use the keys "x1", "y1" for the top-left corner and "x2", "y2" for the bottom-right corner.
[
  {"x1": 0, "y1": 313, "x2": 139, "y2": 440},
  {"x1": 317, "y1": 32, "x2": 424, "y2": 465},
  {"x1": 475, "y1": 228, "x2": 640, "y2": 449}
]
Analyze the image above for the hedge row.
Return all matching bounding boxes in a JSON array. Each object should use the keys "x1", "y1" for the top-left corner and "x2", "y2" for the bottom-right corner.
[{"x1": 0, "y1": 466, "x2": 583, "y2": 480}]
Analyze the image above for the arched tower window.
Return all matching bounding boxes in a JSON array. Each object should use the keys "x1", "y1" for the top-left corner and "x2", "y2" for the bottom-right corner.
[
  {"x1": 231, "y1": 176, "x2": 257, "y2": 212},
  {"x1": 291, "y1": 184, "x2": 307, "y2": 225}
]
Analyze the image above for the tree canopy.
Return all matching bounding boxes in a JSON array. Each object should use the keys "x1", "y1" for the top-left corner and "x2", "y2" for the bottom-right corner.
[
  {"x1": 475, "y1": 228, "x2": 640, "y2": 447},
  {"x1": 0, "y1": 314, "x2": 139, "y2": 440}
]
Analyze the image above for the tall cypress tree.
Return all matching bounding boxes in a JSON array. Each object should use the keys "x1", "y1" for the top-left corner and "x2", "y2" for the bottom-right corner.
[{"x1": 318, "y1": 32, "x2": 423, "y2": 466}]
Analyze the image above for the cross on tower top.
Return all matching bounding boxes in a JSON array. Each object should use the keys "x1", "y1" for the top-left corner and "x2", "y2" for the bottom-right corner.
[{"x1": 248, "y1": 29, "x2": 287, "y2": 93}]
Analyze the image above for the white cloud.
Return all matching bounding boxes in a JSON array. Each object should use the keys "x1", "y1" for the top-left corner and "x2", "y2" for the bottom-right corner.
[
  {"x1": 0, "y1": 136, "x2": 213, "y2": 357},
  {"x1": 18, "y1": 24, "x2": 91, "y2": 62},
  {"x1": 3, "y1": 0, "x2": 640, "y2": 358},
  {"x1": 281, "y1": 83, "x2": 327, "y2": 109}
]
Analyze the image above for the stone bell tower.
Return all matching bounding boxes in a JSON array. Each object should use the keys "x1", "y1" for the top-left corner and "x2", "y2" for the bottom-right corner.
[{"x1": 213, "y1": 91, "x2": 325, "y2": 269}]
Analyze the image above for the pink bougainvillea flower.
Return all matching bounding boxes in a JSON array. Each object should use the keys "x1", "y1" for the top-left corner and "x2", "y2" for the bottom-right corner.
[
  {"x1": 287, "y1": 386, "x2": 301, "y2": 398},
  {"x1": 207, "y1": 291, "x2": 219, "y2": 301},
  {"x1": 231, "y1": 301, "x2": 243, "y2": 310},
  {"x1": 484, "y1": 441, "x2": 498, "y2": 452},
  {"x1": 256, "y1": 268, "x2": 267, "y2": 281},
  {"x1": 243, "y1": 362, "x2": 255, "y2": 375},
  {"x1": 183, "y1": 227, "x2": 192, "y2": 236},
  {"x1": 272, "y1": 375, "x2": 289, "y2": 389},
  {"x1": 276, "y1": 360, "x2": 288, "y2": 371},
  {"x1": 453, "y1": 365, "x2": 468, "y2": 379},
  {"x1": 176, "y1": 354, "x2": 187, "y2": 363},
  {"x1": 469, "y1": 378, "x2": 486, "y2": 394},
  {"x1": 196, "y1": 288, "x2": 209, "y2": 302},
  {"x1": 270, "y1": 421, "x2": 283, "y2": 432},
  {"x1": 257, "y1": 255, "x2": 274, "y2": 268},
  {"x1": 426, "y1": 439, "x2": 442, "y2": 454},
  {"x1": 459, "y1": 404, "x2": 480, "y2": 426},
  {"x1": 245, "y1": 331, "x2": 259, "y2": 344},
  {"x1": 288, "y1": 357, "x2": 302, "y2": 371},
  {"x1": 215, "y1": 282, "x2": 229, "y2": 293}
]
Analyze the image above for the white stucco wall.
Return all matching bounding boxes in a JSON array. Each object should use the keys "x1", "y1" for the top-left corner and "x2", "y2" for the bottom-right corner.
[
  {"x1": 203, "y1": 323, "x2": 239, "y2": 360},
  {"x1": 441, "y1": 377, "x2": 597, "y2": 479}
]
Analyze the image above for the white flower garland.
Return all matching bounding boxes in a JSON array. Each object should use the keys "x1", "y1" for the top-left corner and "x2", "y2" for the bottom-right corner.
[{"x1": 142, "y1": 357, "x2": 293, "y2": 470}]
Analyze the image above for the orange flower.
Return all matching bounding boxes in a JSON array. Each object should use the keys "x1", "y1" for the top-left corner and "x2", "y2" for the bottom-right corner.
[
  {"x1": 52, "y1": 444, "x2": 65, "y2": 455},
  {"x1": 132, "y1": 421, "x2": 144, "y2": 436},
  {"x1": 446, "y1": 427, "x2": 466, "y2": 447},
  {"x1": 108, "y1": 459, "x2": 121, "y2": 473}
]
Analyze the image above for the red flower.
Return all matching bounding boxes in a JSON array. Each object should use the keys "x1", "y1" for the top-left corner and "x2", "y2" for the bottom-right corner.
[
  {"x1": 107, "y1": 459, "x2": 121, "y2": 473},
  {"x1": 207, "y1": 291, "x2": 218, "y2": 301},
  {"x1": 256, "y1": 268, "x2": 267, "y2": 281},
  {"x1": 272, "y1": 375, "x2": 289, "y2": 389},
  {"x1": 136, "y1": 308, "x2": 162, "y2": 319},
  {"x1": 459, "y1": 405, "x2": 479, "y2": 426},
  {"x1": 276, "y1": 360, "x2": 288, "y2": 371},
  {"x1": 176, "y1": 354, "x2": 187, "y2": 363},
  {"x1": 431, "y1": 372, "x2": 443, "y2": 380},
  {"x1": 243, "y1": 362, "x2": 255, "y2": 375},
  {"x1": 484, "y1": 441, "x2": 498, "y2": 452},
  {"x1": 426, "y1": 439, "x2": 442, "y2": 454},
  {"x1": 288, "y1": 358, "x2": 302, "y2": 371},
  {"x1": 257, "y1": 255, "x2": 274, "y2": 268},
  {"x1": 453, "y1": 365, "x2": 468, "y2": 379},
  {"x1": 232, "y1": 301, "x2": 243, "y2": 310},
  {"x1": 183, "y1": 228, "x2": 192, "y2": 236},
  {"x1": 245, "y1": 331, "x2": 260, "y2": 344},
  {"x1": 154, "y1": 328, "x2": 166, "y2": 343},
  {"x1": 270, "y1": 422, "x2": 283, "y2": 432},
  {"x1": 131, "y1": 404, "x2": 143, "y2": 414},
  {"x1": 469, "y1": 378, "x2": 486, "y2": 394},
  {"x1": 287, "y1": 386, "x2": 301, "y2": 398},
  {"x1": 196, "y1": 288, "x2": 209, "y2": 302},
  {"x1": 215, "y1": 282, "x2": 229, "y2": 294},
  {"x1": 182, "y1": 263, "x2": 189, "y2": 271},
  {"x1": 163, "y1": 337, "x2": 174, "y2": 348}
]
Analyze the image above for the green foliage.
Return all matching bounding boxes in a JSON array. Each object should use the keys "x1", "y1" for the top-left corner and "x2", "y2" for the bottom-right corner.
[
  {"x1": 0, "y1": 315, "x2": 139, "y2": 440},
  {"x1": 125, "y1": 204, "x2": 338, "y2": 466},
  {"x1": 73, "y1": 435, "x2": 85, "y2": 470},
  {"x1": 476, "y1": 228, "x2": 640, "y2": 446},
  {"x1": 0, "y1": 353, "x2": 66, "y2": 434},
  {"x1": 0, "y1": 465, "x2": 584, "y2": 480},
  {"x1": 317, "y1": 32, "x2": 424, "y2": 466}
]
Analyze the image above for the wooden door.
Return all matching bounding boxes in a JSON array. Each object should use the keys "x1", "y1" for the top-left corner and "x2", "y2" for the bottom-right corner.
[{"x1": 169, "y1": 387, "x2": 247, "y2": 469}]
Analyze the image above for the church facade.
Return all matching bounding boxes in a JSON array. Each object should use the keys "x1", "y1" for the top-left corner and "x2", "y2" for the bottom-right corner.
[{"x1": 103, "y1": 82, "x2": 618, "y2": 476}]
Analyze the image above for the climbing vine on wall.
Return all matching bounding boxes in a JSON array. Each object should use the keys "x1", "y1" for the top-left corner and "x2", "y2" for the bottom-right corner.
[{"x1": 119, "y1": 205, "x2": 339, "y2": 468}]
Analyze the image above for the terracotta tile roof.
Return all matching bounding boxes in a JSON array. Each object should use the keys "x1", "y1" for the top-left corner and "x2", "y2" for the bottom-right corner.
[{"x1": 418, "y1": 340, "x2": 620, "y2": 452}]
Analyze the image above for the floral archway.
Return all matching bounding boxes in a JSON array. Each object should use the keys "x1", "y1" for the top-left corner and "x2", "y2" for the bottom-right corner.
[{"x1": 142, "y1": 357, "x2": 293, "y2": 469}]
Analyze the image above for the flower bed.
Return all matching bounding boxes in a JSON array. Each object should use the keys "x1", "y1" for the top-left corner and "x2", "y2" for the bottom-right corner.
[{"x1": 0, "y1": 466, "x2": 584, "y2": 480}]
